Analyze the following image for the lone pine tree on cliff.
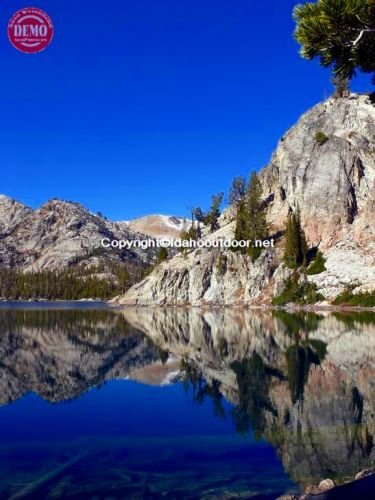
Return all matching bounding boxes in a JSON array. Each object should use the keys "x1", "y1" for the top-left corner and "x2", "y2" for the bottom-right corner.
[{"x1": 294, "y1": 0, "x2": 375, "y2": 93}]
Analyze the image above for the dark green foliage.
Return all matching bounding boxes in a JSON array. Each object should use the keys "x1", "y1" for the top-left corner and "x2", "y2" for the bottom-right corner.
[
  {"x1": 284, "y1": 207, "x2": 308, "y2": 269},
  {"x1": 181, "y1": 360, "x2": 226, "y2": 419},
  {"x1": 192, "y1": 193, "x2": 224, "y2": 234},
  {"x1": 274, "y1": 310, "x2": 327, "y2": 403},
  {"x1": 332, "y1": 289, "x2": 375, "y2": 307},
  {"x1": 233, "y1": 198, "x2": 247, "y2": 246},
  {"x1": 286, "y1": 340, "x2": 326, "y2": 404},
  {"x1": 156, "y1": 247, "x2": 168, "y2": 264},
  {"x1": 0, "y1": 262, "x2": 148, "y2": 300},
  {"x1": 306, "y1": 250, "x2": 327, "y2": 275},
  {"x1": 315, "y1": 130, "x2": 329, "y2": 145},
  {"x1": 234, "y1": 172, "x2": 268, "y2": 261},
  {"x1": 231, "y1": 353, "x2": 278, "y2": 437},
  {"x1": 333, "y1": 311, "x2": 375, "y2": 326},
  {"x1": 206, "y1": 193, "x2": 224, "y2": 232},
  {"x1": 273, "y1": 310, "x2": 324, "y2": 336},
  {"x1": 179, "y1": 223, "x2": 201, "y2": 254},
  {"x1": 294, "y1": 0, "x2": 375, "y2": 82},
  {"x1": 228, "y1": 175, "x2": 246, "y2": 206},
  {"x1": 272, "y1": 277, "x2": 324, "y2": 306},
  {"x1": 192, "y1": 207, "x2": 205, "y2": 224},
  {"x1": 188, "y1": 223, "x2": 202, "y2": 240}
]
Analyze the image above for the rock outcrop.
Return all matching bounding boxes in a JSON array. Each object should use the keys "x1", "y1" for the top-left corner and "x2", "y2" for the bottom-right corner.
[
  {"x1": 0, "y1": 194, "x2": 32, "y2": 233},
  {"x1": 118, "y1": 95, "x2": 375, "y2": 305},
  {"x1": 0, "y1": 197, "x2": 153, "y2": 272}
]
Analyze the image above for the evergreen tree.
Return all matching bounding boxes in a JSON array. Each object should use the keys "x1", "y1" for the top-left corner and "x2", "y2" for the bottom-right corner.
[
  {"x1": 234, "y1": 172, "x2": 268, "y2": 261},
  {"x1": 206, "y1": 192, "x2": 224, "y2": 232},
  {"x1": 284, "y1": 206, "x2": 308, "y2": 268},
  {"x1": 0, "y1": 261, "x2": 149, "y2": 301},
  {"x1": 229, "y1": 175, "x2": 246, "y2": 206},
  {"x1": 192, "y1": 207, "x2": 205, "y2": 224},
  {"x1": 234, "y1": 197, "x2": 247, "y2": 244},
  {"x1": 156, "y1": 247, "x2": 168, "y2": 264},
  {"x1": 294, "y1": 0, "x2": 375, "y2": 84}
]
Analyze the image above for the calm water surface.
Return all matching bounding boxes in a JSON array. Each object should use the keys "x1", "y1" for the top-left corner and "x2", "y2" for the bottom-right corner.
[{"x1": 0, "y1": 305, "x2": 374, "y2": 499}]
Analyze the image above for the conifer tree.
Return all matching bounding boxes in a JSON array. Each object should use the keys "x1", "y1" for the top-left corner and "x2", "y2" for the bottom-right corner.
[
  {"x1": 207, "y1": 193, "x2": 224, "y2": 232},
  {"x1": 294, "y1": 0, "x2": 375, "y2": 84},
  {"x1": 284, "y1": 206, "x2": 308, "y2": 268},
  {"x1": 156, "y1": 247, "x2": 168, "y2": 264},
  {"x1": 234, "y1": 172, "x2": 268, "y2": 261},
  {"x1": 229, "y1": 175, "x2": 246, "y2": 206},
  {"x1": 245, "y1": 173, "x2": 268, "y2": 261}
]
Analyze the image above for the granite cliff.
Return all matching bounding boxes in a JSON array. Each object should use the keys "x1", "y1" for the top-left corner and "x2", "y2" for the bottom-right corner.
[{"x1": 118, "y1": 95, "x2": 375, "y2": 306}]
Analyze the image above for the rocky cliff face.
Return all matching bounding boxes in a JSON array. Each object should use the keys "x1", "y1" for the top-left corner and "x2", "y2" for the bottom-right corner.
[
  {"x1": 0, "y1": 194, "x2": 32, "y2": 233},
  {"x1": 262, "y1": 95, "x2": 375, "y2": 299},
  {"x1": 118, "y1": 95, "x2": 375, "y2": 305},
  {"x1": 0, "y1": 197, "x2": 153, "y2": 272}
]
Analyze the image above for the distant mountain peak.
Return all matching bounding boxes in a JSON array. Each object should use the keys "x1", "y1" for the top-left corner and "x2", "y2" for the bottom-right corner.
[{"x1": 121, "y1": 214, "x2": 191, "y2": 239}]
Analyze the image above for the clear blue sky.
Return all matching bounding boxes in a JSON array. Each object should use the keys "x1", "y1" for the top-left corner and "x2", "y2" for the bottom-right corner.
[{"x1": 0, "y1": 0, "x2": 372, "y2": 220}]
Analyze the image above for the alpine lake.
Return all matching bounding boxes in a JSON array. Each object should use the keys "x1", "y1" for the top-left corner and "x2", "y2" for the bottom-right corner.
[{"x1": 0, "y1": 302, "x2": 373, "y2": 499}]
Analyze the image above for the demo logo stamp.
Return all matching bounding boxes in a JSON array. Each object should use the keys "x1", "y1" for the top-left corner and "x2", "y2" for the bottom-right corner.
[{"x1": 8, "y1": 7, "x2": 54, "y2": 54}]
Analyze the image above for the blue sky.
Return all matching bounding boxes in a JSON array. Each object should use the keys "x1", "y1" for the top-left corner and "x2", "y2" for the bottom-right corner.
[{"x1": 0, "y1": 0, "x2": 372, "y2": 220}]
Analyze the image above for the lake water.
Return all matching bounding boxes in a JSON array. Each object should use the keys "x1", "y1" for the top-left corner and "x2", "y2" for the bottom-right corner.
[{"x1": 0, "y1": 305, "x2": 374, "y2": 499}]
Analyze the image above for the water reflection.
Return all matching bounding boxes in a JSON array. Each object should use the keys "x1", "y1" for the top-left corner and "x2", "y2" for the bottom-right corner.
[
  {"x1": 0, "y1": 309, "x2": 161, "y2": 404},
  {"x1": 123, "y1": 308, "x2": 375, "y2": 487},
  {"x1": 0, "y1": 306, "x2": 373, "y2": 497}
]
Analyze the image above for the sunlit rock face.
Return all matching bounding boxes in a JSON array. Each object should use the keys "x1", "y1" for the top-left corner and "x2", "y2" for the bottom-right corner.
[
  {"x1": 122, "y1": 307, "x2": 375, "y2": 486},
  {"x1": 262, "y1": 95, "x2": 375, "y2": 299},
  {"x1": 0, "y1": 197, "x2": 153, "y2": 272},
  {"x1": 262, "y1": 96, "x2": 375, "y2": 246},
  {"x1": 0, "y1": 195, "x2": 32, "y2": 233},
  {"x1": 118, "y1": 95, "x2": 375, "y2": 305}
]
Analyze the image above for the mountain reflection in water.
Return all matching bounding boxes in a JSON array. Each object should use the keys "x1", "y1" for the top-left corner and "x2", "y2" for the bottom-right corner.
[{"x1": 0, "y1": 306, "x2": 374, "y2": 499}]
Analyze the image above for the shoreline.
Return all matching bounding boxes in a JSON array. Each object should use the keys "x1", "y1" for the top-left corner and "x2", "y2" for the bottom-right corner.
[
  {"x1": 0, "y1": 299, "x2": 374, "y2": 313},
  {"x1": 279, "y1": 468, "x2": 375, "y2": 499},
  {"x1": 111, "y1": 302, "x2": 375, "y2": 313}
]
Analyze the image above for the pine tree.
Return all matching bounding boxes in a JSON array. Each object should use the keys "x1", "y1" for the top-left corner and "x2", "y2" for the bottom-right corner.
[
  {"x1": 234, "y1": 172, "x2": 268, "y2": 261},
  {"x1": 284, "y1": 206, "x2": 308, "y2": 269},
  {"x1": 207, "y1": 193, "x2": 224, "y2": 232},
  {"x1": 294, "y1": 0, "x2": 375, "y2": 84},
  {"x1": 246, "y1": 173, "x2": 268, "y2": 261},
  {"x1": 229, "y1": 175, "x2": 246, "y2": 206},
  {"x1": 234, "y1": 198, "x2": 247, "y2": 243},
  {"x1": 156, "y1": 247, "x2": 168, "y2": 264}
]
